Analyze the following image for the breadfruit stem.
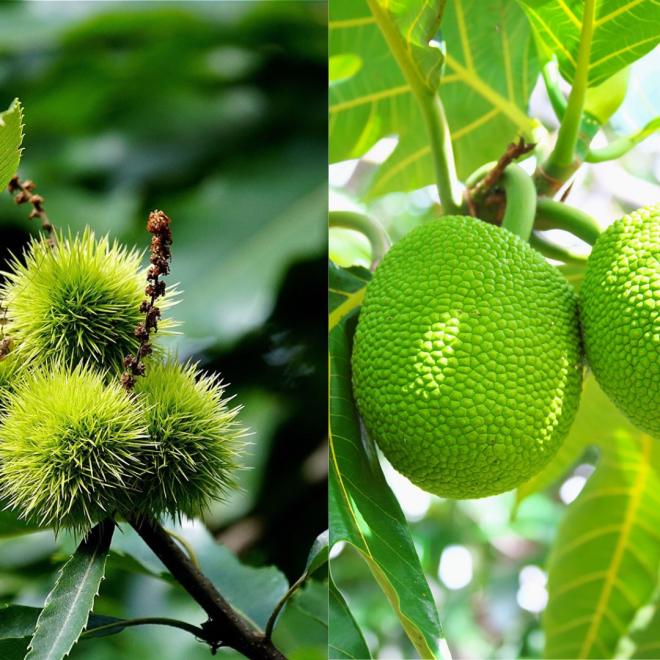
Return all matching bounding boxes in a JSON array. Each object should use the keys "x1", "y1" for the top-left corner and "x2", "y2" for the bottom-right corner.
[
  {"x1": 534, "y1": 197, "x2": 601, "y2": 246},
  {"x1": 366, "y1": 0, "x2": 462, "y2": 213},
  {"x1": 500, "y1": 164, "x2": 537, "y2": 241},
  {"x1": 529, "y1": 231, "x2": 588, "y2": 264},
  {"x1": 537, "y1": 0, "x2": 596, "y2": 192},
  {"x1": 329, "y1": 211, "x2": 391, "y2": 268},
  {"x1": 586, "y1": 116, "x2": 660, "y2": 163},
  {"x1": 129, "y1": 515, "x2": 285, "y2": 659}
]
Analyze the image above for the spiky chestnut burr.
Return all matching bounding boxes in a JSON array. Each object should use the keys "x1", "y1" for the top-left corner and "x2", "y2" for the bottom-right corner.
[
  {"x1": 0, "y1": 363, "x2": 153, "y2": 531},
  {"x1": 0, "y1": 229, "x2": 174, "y2": 371},
  {"x1": 133, "y1": 358, "x2": 244, "y2": 518}
]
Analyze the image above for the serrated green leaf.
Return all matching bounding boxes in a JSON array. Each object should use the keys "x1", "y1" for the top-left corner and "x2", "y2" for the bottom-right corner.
[
  {"x1": 329, "y1": 311, "x2": 447, "y2": 659},
  {"x1": 517, "y1": 0, "x2": 660, "y2": 88},
  {"x1": 329, "y1": 572, "x2": 371, "y2": 660},
  {"x1": 0, "y1": 605, "x2": 124, "y2": 643},
  {"x1": 330, "y1": 0, "x2": 538, "y2": 194},
  {"x1": 516, "y1": 376, "x2": 632, "y2": 509},
  {"x1": 26, "y1": 521, "x2": 114, "y2": 660},
  {"x1": 0, "y1": 99, "x2": 23, "y2": 192},
  {"x1": 543, "y1": 433, "x2": 660, "y2": 658}
]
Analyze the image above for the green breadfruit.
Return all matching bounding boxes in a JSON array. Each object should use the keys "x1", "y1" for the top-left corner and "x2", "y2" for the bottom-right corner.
[
  {"x1": 581, "y1": 204, "x2": 659, "y2": 438},
  {"x1": 352, "y1": 216, "x2": 583, "y2": 499}
]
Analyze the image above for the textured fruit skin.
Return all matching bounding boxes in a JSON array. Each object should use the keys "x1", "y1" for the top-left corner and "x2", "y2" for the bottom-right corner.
[
  {"x1": 581, "y1": 204, "x2": 659, "y2": 438},
  {"x1": 352, "y1": 216, "x2": 583, "y2": 499}
]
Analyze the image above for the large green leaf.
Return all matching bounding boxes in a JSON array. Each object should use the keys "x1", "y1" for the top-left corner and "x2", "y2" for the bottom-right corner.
[
  {"x1": 329, "y1": 264, "x2": 447, "y2": 659},
  {"x1": 330, "y1": 0, "x2": 538, "y2": 193},
  {"x1": 543, "y1": 433, "x2": 660, "y2": 658},
  {"x1": 627, "y1": 588, "x2": 660, "y2": 658},
  {"x1": 329, "y1": 572, "x2": 371, "y2": 660},
  {"x1": 517, "y1": 0, "x2": 660, "y2": 87},
  {"x1": 328, "y1": 262, "x2": 371, "y2": 331},
  {"x1": 0, "y1": 99, "x2": 23, "y2": 192},
  {"x1": 26, "y1": 521, "x2": 114, "y2": 660},
  {"x1": 273, "y1": 580, "x2": 328, "y2": 660}
]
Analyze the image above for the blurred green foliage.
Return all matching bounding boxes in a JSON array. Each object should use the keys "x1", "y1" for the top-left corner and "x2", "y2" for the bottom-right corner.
[{"x1": 0, "y1": 1, "x2": 327, "y2": 658}]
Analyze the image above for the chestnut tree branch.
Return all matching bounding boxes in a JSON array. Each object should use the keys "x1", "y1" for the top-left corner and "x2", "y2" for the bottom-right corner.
[{"x1": 129, "y1": 515, "x2": 286, "y2": 659}]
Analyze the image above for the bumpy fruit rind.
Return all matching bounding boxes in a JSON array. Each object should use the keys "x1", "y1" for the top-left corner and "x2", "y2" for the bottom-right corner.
[
  {"x1": 581, "y1": 204, "x2": 659, "y2": 438},
  {"x1": 352, "y1": 216, "x2": 583, "y2": 499}
]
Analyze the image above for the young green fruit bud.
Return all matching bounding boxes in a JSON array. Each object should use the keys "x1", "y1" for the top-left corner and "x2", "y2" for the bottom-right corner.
[
  {"x1": 0, "y1": 229, "x2": 171, "y2": 370},
  {"x1": 0, "y1": 363, "x2": 151, "y2": 531},
  {"x1": 133, "y1": 359, "x2": 244, "y2": 518}
]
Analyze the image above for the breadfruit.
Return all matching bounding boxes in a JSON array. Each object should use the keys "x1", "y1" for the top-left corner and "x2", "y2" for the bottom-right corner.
[
  {"x1": 581, "y1": 204, "x2": 659, "y2": 438},
  {"x1": 352, "y1": 216, "x2": 583, "y2": 499}
]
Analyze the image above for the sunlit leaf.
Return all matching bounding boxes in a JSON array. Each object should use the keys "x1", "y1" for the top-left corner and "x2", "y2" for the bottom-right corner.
[
  {"x1": 328, "y1": 262, "x2": 371, "y2": 331},
  {"x1": 517, "y1": 0, "x2": 660, "y2": 87},
  {"x1": 627, "y1": 589, "x2": 660, "y2": 659},
  {"x1": 330, "y1": 0, "x2": 538, "y2": 193},
  {"x1": 543, "y1": 433, "x2": 660, "y2": 658}
]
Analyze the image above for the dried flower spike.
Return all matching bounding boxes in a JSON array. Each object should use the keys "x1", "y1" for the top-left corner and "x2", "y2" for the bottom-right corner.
[
  {"x1": 0, "y1": 363, "x2": 152, "y2": 531},
  {"x1": 0, "y1": 229, "x2": 176, "y2": 370},
  {"x1": 122, "y1": 209, "x2": 173, "y2": 390},
  {"x1": 133, "y1": 358, "x2": 244, "y2": 518},
  {"x1": 8, "y1": 175, "x2": 56, "y2": 247}
]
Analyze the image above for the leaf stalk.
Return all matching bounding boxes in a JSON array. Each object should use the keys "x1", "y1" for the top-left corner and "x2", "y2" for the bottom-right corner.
[
  {"x1": 366, "y1": 0, "x2": 462, "y2": 212},
  {"x1": 537, "y1": 0, "x2": 596, "y2": 193}
]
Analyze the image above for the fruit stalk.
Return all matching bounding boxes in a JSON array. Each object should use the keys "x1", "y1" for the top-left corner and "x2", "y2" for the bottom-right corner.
[
  {"x1": 366, "y1": 0, "x2": 462, "y2": 213},
  {"x1": 500, "y1": 164, "x2": 537, "y2": 241},
  {"x1": 534, "y1": 197, "x2": 601, "y2": 245},
  {"x1": 329, "y1": 211, "x2": 391, "y2": 268}
]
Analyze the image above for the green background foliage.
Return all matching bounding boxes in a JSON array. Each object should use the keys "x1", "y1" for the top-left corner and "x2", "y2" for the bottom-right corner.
[{"x1": 0, "y1": 2, "x2": 327, "y2": 658}]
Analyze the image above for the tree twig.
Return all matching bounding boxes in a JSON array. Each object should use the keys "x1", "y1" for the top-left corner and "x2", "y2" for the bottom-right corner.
[
  {"x1": 470, "y1": 138, "x2": 535, "y2": 205},
  {"x1": 128, "y1": 514, "x2": 286, "y2": 659},
  {"x1": 7, "y1": 175, "x2": 56, "y2": 247}
]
